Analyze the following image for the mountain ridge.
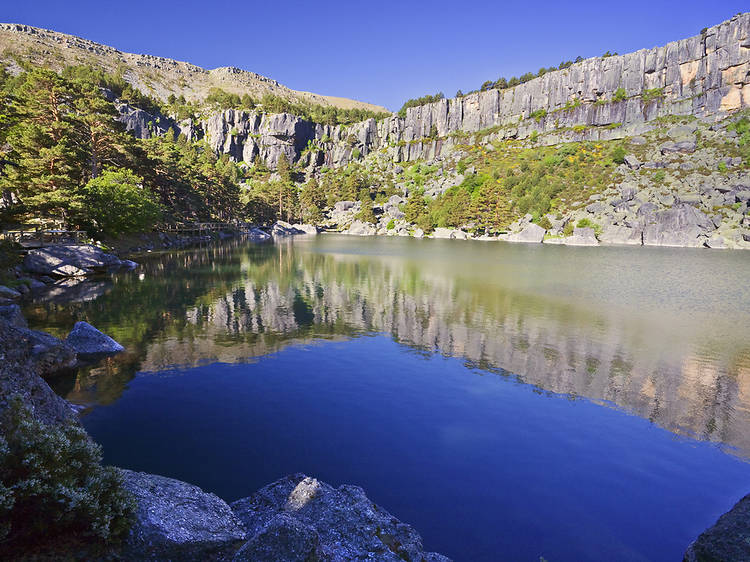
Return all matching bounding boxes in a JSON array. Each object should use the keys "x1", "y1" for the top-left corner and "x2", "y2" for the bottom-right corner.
[{"x1": 0, "y1": 22, "x2": 389, "y2": 113}]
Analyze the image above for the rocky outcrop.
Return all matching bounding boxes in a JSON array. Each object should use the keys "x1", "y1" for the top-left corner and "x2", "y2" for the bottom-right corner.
[
  {"x1": 23, "y1": 244, "x2": 136, "y2": 277},
  {"x1": 270, "y1": 221, "x2": 317, "y2": 236},
  {"x1": 684, "y1": 493, "x2": 750, "y2": 561},
  {"x1": 18, "y1": 326, "x2": 78, "y2": 377},
  {"x1": 0, "y1": 318, "x2": 76, "y2": 425},
  {"x1": 120, "y1": 470, "x2": 247, "y2": 560},
  {"x1": 65, "y1": 321, "x2": 125, "y2": 358},
  {"x1": 231, "y1": 473, "x2": 450, "y2": 562}
]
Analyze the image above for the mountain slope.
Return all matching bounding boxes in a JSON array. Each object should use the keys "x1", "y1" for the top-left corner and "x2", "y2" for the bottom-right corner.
[{"x1": 0, "y1": 23, "x2": 388, "y2": 113}]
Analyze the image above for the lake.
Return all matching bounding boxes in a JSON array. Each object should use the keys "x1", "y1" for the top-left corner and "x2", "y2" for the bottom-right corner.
[{"x1": 24, "y1": 235, "x2": 750, "y2": 561}]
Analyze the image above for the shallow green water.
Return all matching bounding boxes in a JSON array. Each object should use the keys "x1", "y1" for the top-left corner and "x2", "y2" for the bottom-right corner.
[{"x1": 24, "y1": 235, "x2": 750, "y2": 560}]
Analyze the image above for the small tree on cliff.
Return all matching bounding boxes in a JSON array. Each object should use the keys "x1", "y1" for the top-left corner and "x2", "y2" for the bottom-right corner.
[
  {"x1": 276, "y1": 153, "x2": 292, "y2": 221},
  {"x1": 355, "y1": 187, "x2": 376, "y2": 224},
  {"x1": 299, "y1": 177, "x2": 324, "y2": 224}
]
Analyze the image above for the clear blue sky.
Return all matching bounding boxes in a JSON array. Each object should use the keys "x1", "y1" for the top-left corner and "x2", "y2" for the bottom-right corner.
[{"x1": 3, "y1": 1, "x2": 747, "y2": 110}]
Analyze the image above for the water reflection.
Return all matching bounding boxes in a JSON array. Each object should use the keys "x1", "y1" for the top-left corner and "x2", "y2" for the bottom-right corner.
[{"x1": 25, "y1": 236, "x2": 750, "y2": 457}]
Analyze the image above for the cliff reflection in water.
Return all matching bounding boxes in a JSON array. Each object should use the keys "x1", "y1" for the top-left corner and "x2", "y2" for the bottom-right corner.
[{"x1": 25, "y1": 236, "x2": 750, "y2": 457}]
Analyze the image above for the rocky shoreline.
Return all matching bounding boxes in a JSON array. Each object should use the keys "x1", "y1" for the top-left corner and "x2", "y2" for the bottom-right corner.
[{"x1": 0, "y1": 303, "x2": 450, "y2": 561}]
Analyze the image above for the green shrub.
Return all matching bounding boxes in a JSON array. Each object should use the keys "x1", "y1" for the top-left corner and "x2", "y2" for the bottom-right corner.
[
  {"x1": 653, "y1": 170, "x2": 666, "y2": 184},
  {"x1": 576, "y1": 218, "x2": 592, "y2": 228},
  {"x1": 563, "y1": 221, "x2": 574, "y2": 236},
  {"x1": 529, "y1": 130, "x2": 539, "y2": 144},
  {"x1": 81, "y1": 168, "x2": 161, "y2": 236},
  {"x1": 718, "y1": 161, "x2": 727, "y2": 173},
  {"x1": 612, "y1": 88, "x2": 627, "y2": 102},
  {"x1": 611, "y1": 146, "x2": 627, "y2": 164},
  {"x1": 530, "y1": 109, "x2": 547, "y2": 122},
  {"x1": 642, "y1": 88, "x2": 665, "y2": 103},
  {"x1": 386, "y1": 219, "x2": 395, "y2": 230},
  {"x1": 351, "y1": 148, "x2": 361, "y2": 160},
  {"x1": 0, "y1": 397, "x2": 134, "y2": 551},
  {"x1": 538, "y1": 216, "x2": 553, "y2": 230},
  {"x1": 456, "y1": 160, "x2": 468, "y2": 174}
]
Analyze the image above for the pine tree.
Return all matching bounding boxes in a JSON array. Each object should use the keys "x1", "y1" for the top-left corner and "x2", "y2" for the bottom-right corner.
[{"x1": 6, "y1": 69, "x2": 83, "y2": 225}]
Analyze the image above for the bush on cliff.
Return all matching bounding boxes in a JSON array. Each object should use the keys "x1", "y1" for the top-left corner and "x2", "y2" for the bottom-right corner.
[{"x1": 0, "y1": 397, "x2": 134, "y2": 553}]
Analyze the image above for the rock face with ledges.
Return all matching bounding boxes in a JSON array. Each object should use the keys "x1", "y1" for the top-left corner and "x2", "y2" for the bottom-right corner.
[
  {"x1": 195, "y1": 13, "x2": 750, "y2": 168},
  {"x1": 231, "y1": 473, "x2": 451, "y2": 562}
]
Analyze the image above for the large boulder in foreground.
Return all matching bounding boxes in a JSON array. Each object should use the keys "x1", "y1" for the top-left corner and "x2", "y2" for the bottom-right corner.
[
  {"x1": 65, "y1": 321, "x2": 124, "y2": 358},
  {"x1": 231, "y1": 473, "x2": 450, "y2": 562},
  {"x1": 684, "y1": 493, "x2": 750, "y2": 561},
  {"x1": 23, "y1": 244, "x2": 133, "y2": 277},
  {"x1": 120, "y1": 470, "x2": 247, "y2": 560}
]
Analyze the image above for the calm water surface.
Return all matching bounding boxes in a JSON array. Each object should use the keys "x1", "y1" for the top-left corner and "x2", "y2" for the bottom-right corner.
[{"x1": 24, "y1": 235, "x2": 750, "y2": 561}]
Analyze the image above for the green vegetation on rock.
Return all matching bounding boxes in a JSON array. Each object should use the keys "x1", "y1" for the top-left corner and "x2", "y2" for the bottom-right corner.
[{"x1": 0, "y1": 397, "x2": 134, "y2": 553}]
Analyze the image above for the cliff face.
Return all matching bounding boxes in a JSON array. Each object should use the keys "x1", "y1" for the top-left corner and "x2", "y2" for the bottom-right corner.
[{"x1": 192, "y1": 12, "x2": 749, "y2": 169}]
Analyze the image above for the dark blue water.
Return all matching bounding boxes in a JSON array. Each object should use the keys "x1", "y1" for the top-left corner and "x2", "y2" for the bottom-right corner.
[
  {"x1": 82, "y1": 336, "x2": 749, "y2": 561},
  {"x1": 26, "y1": 236, "x2": 750, "y2": 561}
]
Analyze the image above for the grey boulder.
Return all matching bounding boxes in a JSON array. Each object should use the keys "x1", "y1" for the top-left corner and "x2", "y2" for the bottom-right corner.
[
  {"x1": 271, "y1": 221, "x2": 305, "y2": 236},
  {"x1": 684, "y1": 493, "x2": 750, "y2": 562},
  {"x1": 0, "y1": 285, "x2": 21, "y2": 299},
  {"x1": 120, "y1": 470, "x2": 246, "y2": 561},
  {"x1": 23, "y1": 244, "x2": 128, "y2": 277},
  {"x1": 660, "y1": 140, "x2": 696, "y2": 154},
  {"x1": 564, "y1": 227, "x2": 599, "y2": 246},
  {"x1": 623, "y1": 154, "x2": 641, "y2": 169},
  {"x1": 291, "y1": 223, "x2": 318, "y2": 235},
  {"x1": 599, "y1": 225, "x2": 643, "y2": 245},
  {"x1": 247, "y1": 228, "x2": 271, "y2": 241},
  {"x1": 233, "y1": 513, "x2": 323, "y2": 561},
  {"x1": 65, "y1": 321, "x2": 124, "y2": 358},
  {"x1": 643, "y1": 203, "x2": 713, "y2": 247},
  {"x1": 347, "y1": 220, "x2": 377, "y2": 236},
  {"x1": 505, "y1": 223, "x2": 545, "y2": 243},
  {"x1": 231, "y1": 473, "x2": 450, "y2": 562},
  {"x1": 0, "y1": 318, "x2": 76, "y2": 425},
  {"x1": 18, "y1": 327, "x2": 77, "y2": 377},
  {"x1": 0, "y1": 304, "x2": 27, "y2": 328}
]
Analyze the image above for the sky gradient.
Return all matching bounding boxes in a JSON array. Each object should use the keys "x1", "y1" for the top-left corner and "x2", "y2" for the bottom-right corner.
[{"x1": 2, "y1": 1, "x2": 747, "y2": 110}]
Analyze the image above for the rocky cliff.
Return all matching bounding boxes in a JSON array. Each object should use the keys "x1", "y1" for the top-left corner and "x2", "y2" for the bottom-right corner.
[
  {"x1": 6, "y1": 15, "x2": 747, "y2": 169},
  {"x1": 192, "y1": 12, "x2": 750, "y2": 169}
]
